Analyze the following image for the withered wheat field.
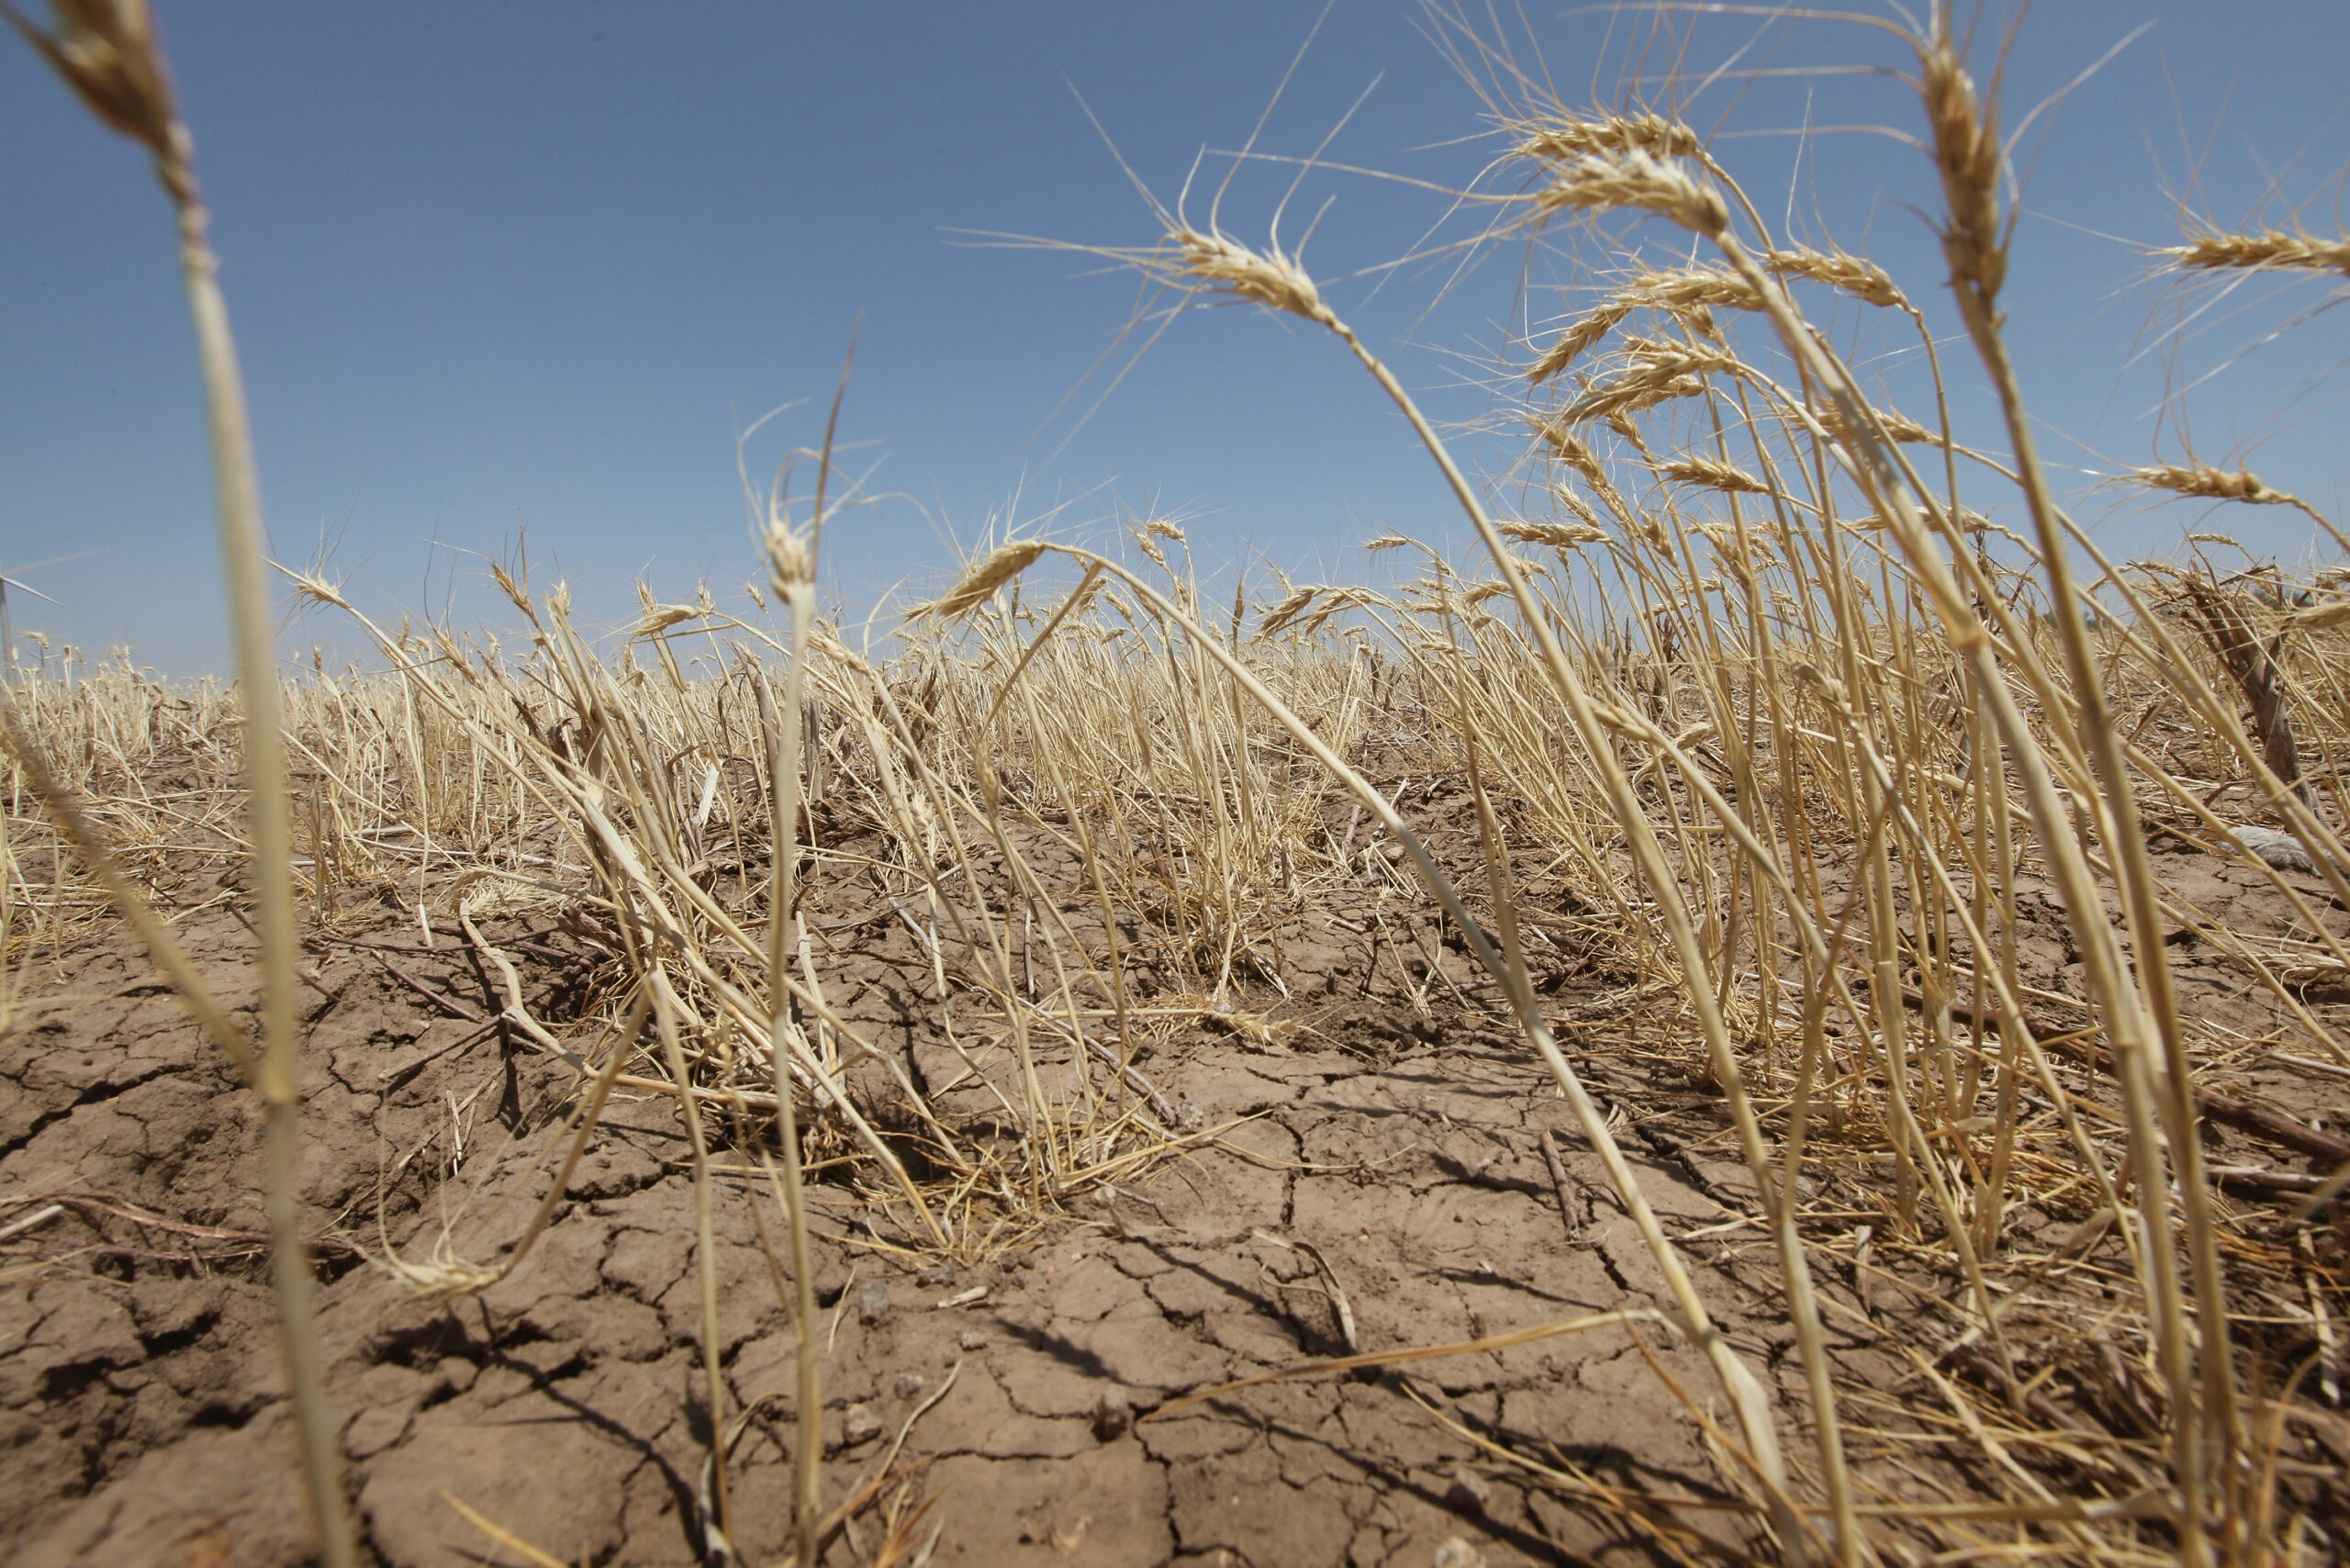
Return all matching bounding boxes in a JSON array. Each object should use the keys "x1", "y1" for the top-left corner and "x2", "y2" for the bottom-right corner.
[{"x1": 4, "y1": 5, "x2": 2347, "y2": 1566}]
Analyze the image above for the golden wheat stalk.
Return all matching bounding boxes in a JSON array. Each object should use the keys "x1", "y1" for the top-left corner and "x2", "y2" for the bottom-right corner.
[
  {"x1": 1497, "y1": 519, "x2": 1607, "y2": 548},
  {"x1": 912, "y1": 539, "x2": 1048, "y2": 620},
  {"x1": 1658, "y1": 456, "x2": 1770, "y2": 495},
  {"x1": 5, "y1": 6, "x2": 353, "y2": 1563},
  {"x1": 1509, "y1": 108, "x2": 1700, "y2": 162},
  {"x1": 1252, "y1": 584, "x2": 1321, "y2": 640},
  {"x1": 1530, "y1": 149, "x2": 1729, "y2": 238},
  {"x1": 2161, "y1": 230, "x2": 2350, "y2": 277},
  {"x1": 1174, "y1": 227, "x2": 1335, "y2": 324},
  {"x1": 2132, "y1": 463, "x2": 2350, "y2": 553},
  {"x1": 2135, "y1": 462, "x2": 2288, "y2": 504},
  {"x1": 1765, "y1": 247, "x2": 1907, "y2": 309},
  {"x1": 1528, "y1": 301, "x2": 1632, "y2": 384},
  {"x1": 1919, "y1": 32, "x2": 2005, "y2": 303},
  {"x1": 1634, "y1": 263, "x2": 1765, "y2": 319}
]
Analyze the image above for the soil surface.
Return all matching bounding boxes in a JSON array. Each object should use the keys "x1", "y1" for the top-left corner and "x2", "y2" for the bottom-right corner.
[{"x1": 5, "y1": 785, "x2": 2346, "y2": 1566}]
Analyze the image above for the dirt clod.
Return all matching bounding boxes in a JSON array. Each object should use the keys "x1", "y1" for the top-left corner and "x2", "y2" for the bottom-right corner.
[
  {"x1": 856, "y1": 1280, "x2": 890, "y2": 1327},
  {"x1": 1091, "y1": 1383, "x2": 1132, "y2": 1441},
  {"x1": 1442, "y1": 1470, "x2": 1493, "y2": 1516}
]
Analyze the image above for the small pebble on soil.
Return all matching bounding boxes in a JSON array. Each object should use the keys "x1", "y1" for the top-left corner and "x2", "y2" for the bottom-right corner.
[
  {"x1": 841, "y1": 1403, "x2": 882, "y2": 1447},
  {"x1": 1092, "y1": 1383, "x2": 1132, "y2": 1441}
]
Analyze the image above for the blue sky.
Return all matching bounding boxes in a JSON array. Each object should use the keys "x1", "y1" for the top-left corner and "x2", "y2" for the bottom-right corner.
[{"x1": 4, "y1": 2, "x2": 2345, "y2": 676}]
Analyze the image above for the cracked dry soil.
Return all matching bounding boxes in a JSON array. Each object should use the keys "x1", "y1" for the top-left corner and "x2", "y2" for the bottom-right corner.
[
  {"x1": 0, "y1": 896, "x2": 1787, "y2": 1568},
  {"x1": 5, "y1": 796, "x2": 2347, "y2": 1566}
]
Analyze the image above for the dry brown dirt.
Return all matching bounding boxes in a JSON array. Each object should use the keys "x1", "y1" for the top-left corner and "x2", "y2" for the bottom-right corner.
[{"x1": 4, "y1": 786, "x2": 2346, "y2": 1566}]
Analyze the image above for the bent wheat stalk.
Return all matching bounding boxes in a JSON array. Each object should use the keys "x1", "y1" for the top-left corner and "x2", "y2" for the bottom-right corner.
[{"x1": 1071, "y1": 188, "x2": 1845, "y2": 1557}]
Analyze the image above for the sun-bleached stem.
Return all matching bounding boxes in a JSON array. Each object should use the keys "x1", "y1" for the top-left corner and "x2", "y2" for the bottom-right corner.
[
  {"x1": 754, "y1": 658, "x2": 825, "y2": 1568},
  {"x1": 170, "y1": 139, "x2": 355, "y2": 1568}
]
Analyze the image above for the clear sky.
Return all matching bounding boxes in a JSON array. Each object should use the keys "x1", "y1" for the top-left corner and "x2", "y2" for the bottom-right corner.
[{"x1": 4, "y1": 2, "x2": 2345, "y2": 676}]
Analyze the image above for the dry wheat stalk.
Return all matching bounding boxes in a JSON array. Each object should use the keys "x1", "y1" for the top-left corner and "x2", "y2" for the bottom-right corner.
[
  {"x1": 1765, "y1": 247, "x2": 1907, "y2": 310},
  {"x1": 917, "y1": 540, "x2": 1049, "y2": 620},
  {"x1": 1510, "y1": 108, "x2": 1701, "y2": 162},
  {"x1": 1920, "y1": 33, "x2": 2005, "y2": 304},
  {"x1": 5, "y1": 6, "x2": 353, "y2": 1562},
  {"x1": 1528, "y1": 302, "x2": 1633, "y2": 384},
  {"x1": 2162, "y1": 230, "x2": 2350, "y2": 277},
  {"x1": 2136, "y1": 463, "x2": 2293, "y2": 507},
  {"x1": 1658, "y1": 456, "x2": 1770, "y2": 495},
  {"x1": 1173, "y1": 227, "x2": 1335, "y2": 325},
  {"x1": 1530, "y1": 150, "x2": 1729, "y2": 238},
  {"x1": 1253, "y1": 585, "x2": 1322, "y2": 640},
  {"x1": 1498, "y1": 519, "x2": 1608, "y2": 548},
  {"x1": 2132, "y1": 463, "x2": 2349, "y2": 553}
]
